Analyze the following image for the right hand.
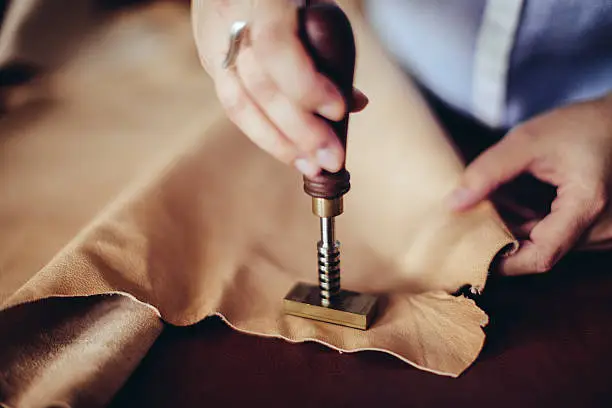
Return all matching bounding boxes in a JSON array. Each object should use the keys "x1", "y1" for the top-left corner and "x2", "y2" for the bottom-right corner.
[{"x1": 192, "y1": 0, "x2": 368, "y2": 177}]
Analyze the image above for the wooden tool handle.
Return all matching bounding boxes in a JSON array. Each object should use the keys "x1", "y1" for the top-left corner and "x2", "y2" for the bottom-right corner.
[{"x1": 299, "y1": 3, "x2": 356, "y2": 200}]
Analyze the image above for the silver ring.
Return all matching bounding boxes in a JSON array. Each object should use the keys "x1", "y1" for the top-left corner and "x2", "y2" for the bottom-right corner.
[{"x1": 222, "y1": 21, "x2": 249, "y2": 70}]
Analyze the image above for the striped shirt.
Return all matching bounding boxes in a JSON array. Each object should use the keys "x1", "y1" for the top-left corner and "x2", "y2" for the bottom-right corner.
[{"x1": 365, "y1": 0, "x2": 612, "y2": 129}]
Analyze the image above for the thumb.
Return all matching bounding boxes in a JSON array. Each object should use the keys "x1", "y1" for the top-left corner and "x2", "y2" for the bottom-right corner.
[{"x1": 448, "y1": 131, "x2": 534, "y2": 211}]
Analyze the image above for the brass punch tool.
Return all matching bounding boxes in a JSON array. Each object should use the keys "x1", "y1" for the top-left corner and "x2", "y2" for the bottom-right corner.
[{"x1": 283, "y1": 2, "x2": 378, "y2": 330}]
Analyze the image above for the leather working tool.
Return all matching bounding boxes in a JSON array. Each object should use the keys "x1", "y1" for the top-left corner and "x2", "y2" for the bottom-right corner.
[{"x1": 282, "y1": 2, "x2": 378, "y2": 330}]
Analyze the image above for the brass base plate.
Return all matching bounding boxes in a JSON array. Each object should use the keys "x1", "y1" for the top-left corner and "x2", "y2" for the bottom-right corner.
[{"x1": 283, "y1": 282, "x2": 378, "y2": 330}]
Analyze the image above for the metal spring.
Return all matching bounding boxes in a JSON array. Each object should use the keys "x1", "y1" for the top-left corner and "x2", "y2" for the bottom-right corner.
[{"x1": 318, "y1": 240, "x2": 340, "y2": 307}]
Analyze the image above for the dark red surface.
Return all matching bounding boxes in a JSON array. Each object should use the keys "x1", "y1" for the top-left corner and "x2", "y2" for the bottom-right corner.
[{"x1": 110, "y1": 252, "x2": 612, "y2": 408}]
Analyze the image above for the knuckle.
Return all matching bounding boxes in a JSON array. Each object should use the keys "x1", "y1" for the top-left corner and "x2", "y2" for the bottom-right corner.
[
  {"x1": 235, "y1": 49, "x2": 277, "y2": 103},
  {"x1": 217, "y1": 85, "x2": 247, "y2": 119},
  {"x1": 241, "y1": 69, "x2": 276, "y2": 103},
  {"x1": 252, "y1": 25, "x2": 322, "y2": 107},
  {"x1": 509, "y1": 123, "x2": 538, "y2": 142},
  {"x1": 252, "y1": 23, "x2": 286, "y2": 57},
  {"x1": 590, "y1": 184, "x2": 608, "y2": 214},
  {"x1": 572, "y1": 181, "x2": 609, "y2": 220},
  {"x1": 533, "y1": 257, "x2": 554, "y2": 274},
  {"x1": 292, "y1": 72, "x2": 321, "y2": 105},
  {"x1": 533, "y1": 249, "x2": 557, "y2": 273},
  {"x1": 297, "y1": 120, "x2": 329, "y2": 152}
]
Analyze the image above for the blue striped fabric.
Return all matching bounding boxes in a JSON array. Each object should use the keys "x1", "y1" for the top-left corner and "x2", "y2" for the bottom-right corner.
[
  {"x1": 507, "y1": 0, "x2": 612, "y2": 126},
  {"x1": 366, "y1": 0, "x2": 612, "y2": 130}
]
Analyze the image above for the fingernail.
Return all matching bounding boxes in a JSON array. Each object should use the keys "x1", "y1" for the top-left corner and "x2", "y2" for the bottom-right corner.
[
  {"x1": 294, "y1": 158, "x2": 320, "y2": 178},
  {"x1": 316, "y1": 147, "x2": 342, "y2": 172},
  {"x1": 447, "y1": 188, "x2": 474, "y2": 211}
]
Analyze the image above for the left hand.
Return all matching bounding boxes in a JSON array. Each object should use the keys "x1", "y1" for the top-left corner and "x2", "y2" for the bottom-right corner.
[{"x1": 448, "y1": 94, "x2": 612, "y2": 276}]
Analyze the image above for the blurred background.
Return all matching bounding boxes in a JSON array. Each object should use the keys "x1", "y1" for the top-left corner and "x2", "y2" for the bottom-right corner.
[
  {"x1": 0, "y1": 0, "x2": 193, "y2": 111},
  {"x1": 0, "y1": 0, "x2": 226, "y2": 298}
]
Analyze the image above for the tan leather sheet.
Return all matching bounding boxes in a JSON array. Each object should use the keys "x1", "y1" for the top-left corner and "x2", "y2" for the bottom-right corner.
[{"x1": 0, "y1": 1, "x2": 515, "y2": 406}]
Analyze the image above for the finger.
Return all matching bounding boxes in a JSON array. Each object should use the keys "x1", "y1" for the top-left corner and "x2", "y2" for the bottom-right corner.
[
  {"x1": 448, "y1": 130, "x2": 534, "y2": 211},
  {"x1": 251, "y1": 2, "x2": 346, "y2": 121},
  {"x1": 508, "y1": 219, "x2": 539, "y2": 240},
  {"x1": 350, "y1": 88, "x2": 369, "y2": 113},
  {"x1": 499, "y1": 185, "x2": 605, "y2": 275},
  {"x1": 214, "y1": 70, "x2": 320, "y2": 177},
  {"x1": 236, "y1": 48, "x2": 344, "y2": 172}
]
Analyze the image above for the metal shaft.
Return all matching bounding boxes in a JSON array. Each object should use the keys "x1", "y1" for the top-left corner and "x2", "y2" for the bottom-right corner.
[{"x1": 318, "y1": 217, "x2": 341, "y2": 307}]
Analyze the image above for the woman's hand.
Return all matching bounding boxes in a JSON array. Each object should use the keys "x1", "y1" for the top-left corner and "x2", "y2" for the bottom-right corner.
[
  {"x1": 448, "y1": 94, "x2": 612, "y2": 275},
  {"x1": 192, "y1": 0, "x2": 367, "y2": 177}
]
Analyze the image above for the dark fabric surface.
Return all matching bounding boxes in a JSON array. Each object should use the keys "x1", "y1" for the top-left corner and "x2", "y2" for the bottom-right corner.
[{"x1": 109, "y1": 252, "x2": 612, "y2": 408}]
